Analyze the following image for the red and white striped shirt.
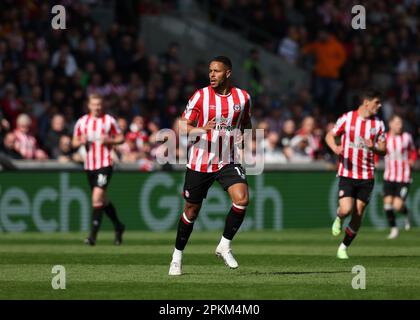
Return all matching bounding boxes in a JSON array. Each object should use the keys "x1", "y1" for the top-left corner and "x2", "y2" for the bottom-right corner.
[
  {"x1": 384, "y1": 132, "x2": 417, "y2": 183},
  {"x1": 332, "y1": 110, "x2": 385, "y2": 180},
  {"x1": 14, "y1": 129, "x2": 38, "y2": 159},
  {"x1": 182, "y1": 86, "x2": 251, "y2": 173},
  {"x1": 73, "y1": 114, "x2": 121, "y2": 171}
]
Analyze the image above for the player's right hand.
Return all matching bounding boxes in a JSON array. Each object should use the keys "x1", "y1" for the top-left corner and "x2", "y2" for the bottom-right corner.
[
  {"x1": 203, "y1": 117, "x2": 216, "y2": 131},
  {"x1": 334, "y1": 145, "x2": 343, "y2": 156}
]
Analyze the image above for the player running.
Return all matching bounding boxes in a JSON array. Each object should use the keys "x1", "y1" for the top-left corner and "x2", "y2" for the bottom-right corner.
[
  {"x1": 383, "y1": 115, "x2": 417, "y2": 239},
  {"x1": 72, "y1": 93, "x2": 125, "y2": 246},
  {"x1": 325, "y1": 89, "x2": 386, "y2": 259},
  {"x1": 168, "y1": 56, "x2": 252, "y2": 275}
]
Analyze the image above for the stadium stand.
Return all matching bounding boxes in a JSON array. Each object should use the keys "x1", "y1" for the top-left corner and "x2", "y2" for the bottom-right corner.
[{"x1": 0, "y1": 0, "x2": 419, "y2": 170}]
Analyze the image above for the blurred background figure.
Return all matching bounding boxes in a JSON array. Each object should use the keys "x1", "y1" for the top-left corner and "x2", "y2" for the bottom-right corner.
[
  {"x1": 44, "y1": 114, "x2": 69, "y2": 159},
  {"x1": 2, "y1": 132, "x2": 23, "y2": 159},
  {"x1": 13, "y1": 114, "x2": 48, "y2": 160},
  {"x1": 302, "y1": 29, "x2": 346, "y2": 112}
]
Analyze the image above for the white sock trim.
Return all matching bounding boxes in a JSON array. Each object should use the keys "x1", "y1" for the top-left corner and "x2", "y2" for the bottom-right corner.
[
  {"x1": 339, "y1": 243, "x2": 347, "y2": 250},
  {"x1": 347, "y1": 226, "x2": 357, "y2": 234},
  {"x1": 219, "y1": 236, "x2": 231, "y2": 248},
  {"x1": 172, "y1": 248, "x2": 183, "y2": 262},
  {"x1": 182, "y1": 212, "x2": 193, "y2": 224},
  {"x1": 232, "y1": 203, "x2": 247, "y2": 210},
  {"x1": 384, "y1": 203, "x2": 393, "y2": 210}
]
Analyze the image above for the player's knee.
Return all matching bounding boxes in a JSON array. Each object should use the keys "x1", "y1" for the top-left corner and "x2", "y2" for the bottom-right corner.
[
  {"x1": 339, "y1": 206, "x2": 352, "y2": 217},
  {"x1": 184, "y1": 203, "x2": 201, "y2": 221},
  {"x1": 232, "y1": 191, "x2": 249, "y2": 207},
  {"x1": 393, "y1": 202, "x2": 404, "y2": 212}
]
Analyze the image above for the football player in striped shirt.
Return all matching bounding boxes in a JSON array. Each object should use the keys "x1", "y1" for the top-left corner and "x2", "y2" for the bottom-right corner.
[
  {"x1": 383, "y1": 115, "x2": 417, "y2": 239},
  {"x1": 169, "y1": 56, "x2": 252, "y2": 275},
  {"x1": 325, "y1": 89, "x2": 386, "y2": 259},
  {"x1": 72, "y1": 93, "x2": 125, "y2": 246}
]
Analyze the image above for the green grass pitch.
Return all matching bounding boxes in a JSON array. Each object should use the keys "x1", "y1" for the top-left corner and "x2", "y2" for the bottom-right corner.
[{"x1": 0, "y1": 228, "x2": 419, "y2": 299}]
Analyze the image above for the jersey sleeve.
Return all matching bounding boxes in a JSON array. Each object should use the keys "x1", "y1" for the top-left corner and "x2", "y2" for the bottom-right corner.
[
  {"x1": 73, "y1": 118, "x2": 82, "y2": 138},
  {"x1": 376, "y1": 121, "x2": 386, "y2": 142},
  {"x1": 182, "y1": 90, "x2": 201, "y2": 121},
  {"x1": 332, "y1": 113, "x2": 347, "y2": 136},
  {"x1": 109, "y1": 116, "x2": 122, "y2": 135},
  {"x1": 407, "y1": 133, "x2": 418, "y2": 163},
  {"x1": 242, "y1": 93, "x2": 252, "y2": 126}
]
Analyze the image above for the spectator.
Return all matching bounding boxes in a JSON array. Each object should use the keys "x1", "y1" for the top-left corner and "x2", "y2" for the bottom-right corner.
[
  {"x1": 129, "y1": 116, "x2": 149, "y2": 150},
  {"x1": 279, "y1": 119, "x2": 296, "y2": 160},
  {"x1": 13, "y1": 114, "x2": 48, "y2": 160},
  {"x1": 44, "y1": 114, "x2": 68, "y2": 159},
  {"x1": 278, "y1": 26, "x2": 300, "y2": 65},
  {"x1": 1, "y1": 83, "x2": 24, "y2": 127},
  {"x1": 51, "y1": 43, "x2": 78, "y2": 77},
  {"x1": 0, "y1": 109, "x2": 11, "y2": 148},
  {"x1": 243, "y1": 48, "x2": 263, "y2": 97},
  {"x1": 264, "y1": 132, "x2": 287, "y2": 163},
  {"x1": 117, "y1": 131, "x2": 142, "y2": 163},
  {"x1": 57, "y1": 135, "x2": 75, "y2": 163},
  {"x1": 302, "y1": 29, "x2": 347, "y2": 111},
  {"x1": 1, "y1": 132, "x2": 22, "y2": 159},
  {"x1": 289, "y1": 116, "x2": 321, "y2": 161}
]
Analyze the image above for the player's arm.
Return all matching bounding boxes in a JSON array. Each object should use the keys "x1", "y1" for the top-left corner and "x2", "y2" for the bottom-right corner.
[
  {"x1": 408, "y1": 135, "x2": 417, "y2": 167},
  {"x1": 365, "y1": 122, "x2": 386, "y2": 156},
  {"x1": 367, "y1": 139, "x2": 386, "y2": 156},
  {"x1": 102, "y1": 132, "x2": 124, "y2": 145},
  {"x1": 180, "y1": 90, "x2": 215, "y2": 135},
  {"x1": 241, "y1": 116, "x2": 252, "y2": 131},
  {"x1": 240, "y1": 93, "x2": 253, "y2": 135},
  {"x1": 181, "y1": 118, "x2": 216, "y2": 135},
  {"x1": 326, "y1": 114, "x2": 347, "y2": 156},
  {"x1": 102, "y1": 118, "x2": 124, "y2": 145},
  {"x1": 72, "y1": 121, "x2": 87, "y2": 149},
  {"x1": 325, "y1": 130, "x2": 343, "y2": 156}
]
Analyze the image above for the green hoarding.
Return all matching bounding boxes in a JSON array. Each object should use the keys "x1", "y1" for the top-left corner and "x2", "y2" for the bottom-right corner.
[{"x1": 0, "y1": 171, "x2": 419, "y2": 232}]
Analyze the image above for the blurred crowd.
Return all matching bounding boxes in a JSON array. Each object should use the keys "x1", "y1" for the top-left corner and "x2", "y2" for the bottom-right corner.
[
  {"x1": 0, "y1": 0, "x2": 419, "y2": 170},
  {"x1": 206, "y1": 0, "x2": 420, "y2": 153}
]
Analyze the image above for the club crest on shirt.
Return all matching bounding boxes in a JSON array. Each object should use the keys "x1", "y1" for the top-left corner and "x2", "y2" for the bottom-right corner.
[{"x1": 233, "y1": 104, "x2": 241, "y2": 112}]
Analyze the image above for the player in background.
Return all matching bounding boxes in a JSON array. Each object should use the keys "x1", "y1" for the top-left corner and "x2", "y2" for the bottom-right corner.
[
  {"x1": 72, "y1": 93, "x2": 125, "y2": 246},
  {"x1": 325, "y1": 89, "x2": 386, "y2": 259},
  {"x1": 168, "y1": 56, "x2": 252, "y2": 276},
  {"x1": 383, "y1": 115, "x2": 417, "y2": 239}
]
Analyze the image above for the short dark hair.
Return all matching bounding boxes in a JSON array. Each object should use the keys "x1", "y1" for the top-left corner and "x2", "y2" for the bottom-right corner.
[
  {"x1": 360, "y1": 88, "x2": 382, "y2": 102},
  {"x1": 211, "y1": 56, "x2": 232, "y2": 70}
]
